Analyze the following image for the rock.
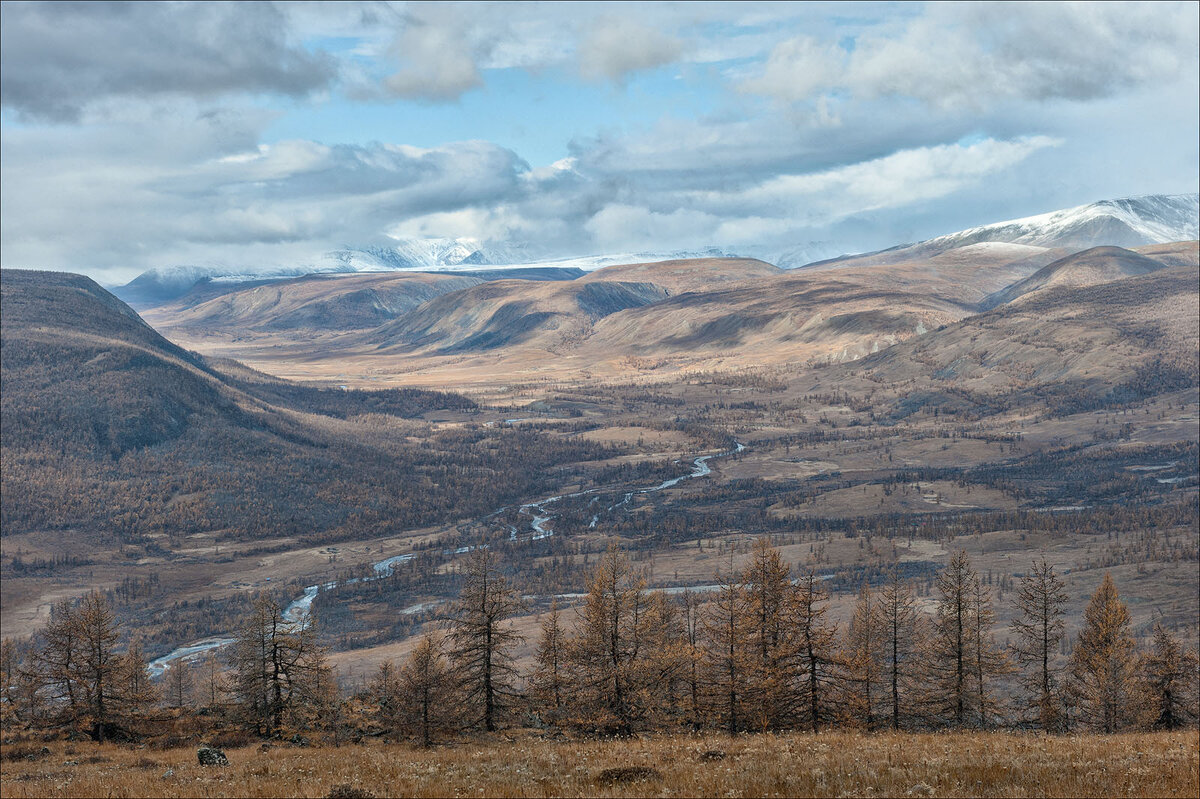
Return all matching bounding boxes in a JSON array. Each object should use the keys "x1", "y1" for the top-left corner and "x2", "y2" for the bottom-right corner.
[
  {"x1": 259, "y1": 742, "x2": 273, "y2": 752},
  {"x1": 698, "y1": 749, "x2": 727, "y2": 762},
  {"x1": 906, "y1": 784, "x2": 935, "y2": 797},
  {"x1": 162, "y1": 768, "x2": 175, "y2": 779},
  {"x1": 197, "y1": 746, "x2": 229, "y2": 766},
  {"x1": 327, "y1": 785, "x2": 377, "y2": 799},
  {"x1": 594, "y1": 766, "x2": 664, "y2": 786}
]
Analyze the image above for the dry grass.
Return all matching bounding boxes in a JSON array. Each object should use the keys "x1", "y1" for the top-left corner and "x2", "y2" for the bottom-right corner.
[{"x1": 1, "y1": 730, "x2": 1196, "y2": 798}]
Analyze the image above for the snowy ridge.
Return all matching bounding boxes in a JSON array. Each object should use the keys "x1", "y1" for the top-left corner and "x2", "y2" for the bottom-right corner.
[{"x1": 920, "y1": 194, "x2": 1199, "y2": 251}]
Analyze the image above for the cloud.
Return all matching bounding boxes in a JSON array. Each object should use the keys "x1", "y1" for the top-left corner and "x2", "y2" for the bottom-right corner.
[
  {"x1": 577, "y1": 17, "x2": 684, "y2": 82},
  {"x1": 382, "y1": 11, "x2": 484, "y2": 101},
  {"x1": 0, "y1": 2, "x2": 336, "y2": 122},
  {"x1": 742, "y1": 1, "x2": 1200, "y2": 108}
]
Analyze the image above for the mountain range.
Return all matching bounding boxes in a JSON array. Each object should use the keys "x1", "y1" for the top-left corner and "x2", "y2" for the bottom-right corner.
[{"x1": 110, "y1": 193, "x2": 1198, "y2": 307}]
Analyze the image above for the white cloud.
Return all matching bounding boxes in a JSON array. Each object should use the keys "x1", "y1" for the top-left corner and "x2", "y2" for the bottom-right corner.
[
  {"x1": 577, "y1": 17, "x2": 684, "y2": 82},
  {"x1": 742, "y1": 1, "x2": 1200, "y2": 108}
]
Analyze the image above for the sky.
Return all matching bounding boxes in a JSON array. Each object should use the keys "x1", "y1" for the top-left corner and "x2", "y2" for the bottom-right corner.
[{"x1": 1, "y1": 0, "x2": 1198, "y2": 284}]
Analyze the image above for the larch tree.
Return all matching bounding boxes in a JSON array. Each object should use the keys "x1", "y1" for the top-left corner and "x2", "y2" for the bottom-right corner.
[
  {"x1": 926, "y1": 550, "x2": 979, "y2": 728},
  {"x1": 118, "y1": 638, "x2": 159, "y2": 719},
  {"x1": 677, "y1": 588, "x2": 705, "y2": 731},
  {"x1": 970, "y1": 574, "x2": 1012, "y2": 728},
  {"x1": 702, "y1": 552, "x2": 752, "y2": 736},
  {"x1": 845, "y1": 583, "x2": 884, "y2": 729},
  {"x1": 368, "y1": 660, "x2": 403, "y2": 736},
  {"x1": 741, "y1": 538, "x2": 794, "y2": 730},
  {"x1": 75, "y1": 591, "x2": 124, "y2": 741},
  {"x1": 447, "y1": 549, "x2": 524, "y2": 732},
  {"x1": 1140, "y1": 622, "x2": 1199, "y2": 730},
  {"x1": 878, "y1": 572, "x2": 922, "y2": 730},
  {"x1": 1069, "y1": 573, "x2": 1140, "y2": 733},
  {"x1": 33, "y1": 598, "x2": 82, "y2": 728},
  {"x1": 792, "y1": 573, "x2": 842, "y2": 732},
  {"x1": 228, "y1": 595, "x2": 332, "y2": 737},
  {"x1": 529, "y1": 600, "x2": 568, "y2": 723},
  {"x1": 1011, "y1": 559, "x2": 1068, "y2": 731},
  {"x1": 568, "y1": 544, "x2": 658, "y2": 735},
  {"x1": 195, "y1": 651, "x2": 226, "y2": 709},
  {"x1": 164, "y1": 658, "x2": 194, "y2": 710},
  {"x1": 398, "y1": 634, "x2": 457, "y2": 747}
]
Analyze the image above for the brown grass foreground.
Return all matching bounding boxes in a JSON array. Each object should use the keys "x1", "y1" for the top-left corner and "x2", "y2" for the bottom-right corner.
[{"x1": 1, "y1": 731, "x2": 1198, "y2": 798}]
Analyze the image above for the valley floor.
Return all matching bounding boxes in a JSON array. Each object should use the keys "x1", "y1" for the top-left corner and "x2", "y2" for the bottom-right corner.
[{"x1": 1, "y1": 730, "x2": 1197, "y2": 798}]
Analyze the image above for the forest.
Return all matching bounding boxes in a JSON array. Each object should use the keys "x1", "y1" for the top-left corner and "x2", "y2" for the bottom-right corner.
[{"x1": 3, "y1": 542, "x2": 1195, "y2": 748}]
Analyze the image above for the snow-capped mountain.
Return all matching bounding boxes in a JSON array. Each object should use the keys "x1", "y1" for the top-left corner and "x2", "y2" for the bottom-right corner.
[
  {"x1": 113, "y1": 242, "x2": 742, "y2": 305},
  {"x1": 921, "y1": 194, "x2": 1198, "y2": 252},
  {"x1": 800, "y1": 194, "x2": 1198, "y2": 268}
]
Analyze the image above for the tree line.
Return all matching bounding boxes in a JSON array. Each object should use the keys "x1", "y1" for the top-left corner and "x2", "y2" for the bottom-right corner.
[{"x1": 2, "y1": 542, "x2": 1196, "y2": 746}]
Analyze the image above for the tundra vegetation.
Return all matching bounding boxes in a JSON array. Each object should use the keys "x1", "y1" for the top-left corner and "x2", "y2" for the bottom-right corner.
[{"x1": 2, "y1": 543, "x2": 1196, "y2": 797}]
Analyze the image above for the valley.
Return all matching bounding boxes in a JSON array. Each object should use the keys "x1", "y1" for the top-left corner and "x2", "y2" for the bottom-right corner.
[{"x1": 3, "y1": 203, "x2": 1197, "y2": 692}]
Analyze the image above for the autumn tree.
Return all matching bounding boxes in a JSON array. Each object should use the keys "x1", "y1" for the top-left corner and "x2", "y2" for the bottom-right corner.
[
  {"x1": 877, "y1": 572, "x2": 922, "y2": 730},
  {"x1": 970, "y1": 574, "x2": 1012, "y2": 728},
  {"x1": 1140, "y1": 623, "x2": 1199, "y2": 730},
  {"x1": 528, "y1": 600, "x2": 568, "y2": 723},
  {"x1": 32, "y1": 599, "x2": 83, "y2": 728},
  {"x1": 676, "y1": 588, "x2": 705, "y2": 731},
  {"x1": 1069, "y1": 573, "x2": 1140, "y2": 732},
  {"x1": 926, "y1": 550, "x2": 980, "y2": 727},
  {"x1": 702, "y1": 553, "x2": 752, "y2": 736},
  {"x1": 164, "y1": 658, "x2": 194, "y2": 710},
  {"x1": 447, "y1": 549, "x2": 524, "y2": 732},
  {"x1": 401, "y1": 635, "x2": 456, "y2": 746},
  {"x1": 229, "y1": 595, "x2": 332, "y2": 737},
  {"x1": 75, "y1": 592, "x2": 125, "y2": 741},
  {"x1": 569, "y1": 545, "x2": 668, "y2": 735},
  {"x1": 844, "y1": 583, "x2": 884, "y2": 729},
  {"x1": 1011, "y1": 559, "x2": 1068, "y2": 731},
  {"x1": 195, "y1": 651, "x2": 227, "y2": 709},
  {"x1": 741, "y1": 538, "x2": 794, "y2": 730},
  {"x1": 118, "y1": 638, "x2": 159, "y2": 719},
  {"x1": 792, "y1": 574, "x2": 843, "y2": 732}
]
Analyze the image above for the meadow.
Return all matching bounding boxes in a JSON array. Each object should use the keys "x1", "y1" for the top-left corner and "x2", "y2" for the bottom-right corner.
[{"x1": 2, "y1": 730, "x2": 1197, "y2": 798}]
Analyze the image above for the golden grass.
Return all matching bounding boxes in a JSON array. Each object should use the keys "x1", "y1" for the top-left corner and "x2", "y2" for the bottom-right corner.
[{"x1": 2, "y1": 730, "x2": 1197, "y2": 798}]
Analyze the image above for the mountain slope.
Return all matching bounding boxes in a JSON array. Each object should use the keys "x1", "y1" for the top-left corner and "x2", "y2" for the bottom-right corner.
[
  {"x1": 143, "y1": 271, "x2": 487, "y2": 333},
  {"x1": 981, "y1": 246, "x2": 1171, "y2": 309},
  {"x1": 580, "y1": 257, "x2": 782, "y2": 293},
  {"x1": 856, "y1": 264, "x2": 1199, "y2": 416},
  {"x1": 370, "y1": 279, "x2": 670, "y2": 354},
  {"x1": 804, "y1": 194, "x2": 1199, "y2": 269}
]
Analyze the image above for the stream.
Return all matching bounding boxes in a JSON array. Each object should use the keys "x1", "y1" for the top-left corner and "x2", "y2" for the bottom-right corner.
[{"x1": 147, "y1": 440, "x2": 745, "y2": 678}]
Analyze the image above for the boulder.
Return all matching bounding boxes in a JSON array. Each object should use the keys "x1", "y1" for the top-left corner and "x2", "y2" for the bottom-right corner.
[{"x1": 197, "y1": 746, "x2": 229, "y2": 766}]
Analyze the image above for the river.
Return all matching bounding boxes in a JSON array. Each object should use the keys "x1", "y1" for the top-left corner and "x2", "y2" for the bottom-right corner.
[{"x1": 147, "y1": 440, "x2": 745, "y2": 678}]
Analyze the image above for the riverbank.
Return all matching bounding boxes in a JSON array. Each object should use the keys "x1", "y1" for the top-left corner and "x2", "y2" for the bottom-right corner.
[{"x1": 2, "y1": 729, "x2": 1196, "y2": 798}]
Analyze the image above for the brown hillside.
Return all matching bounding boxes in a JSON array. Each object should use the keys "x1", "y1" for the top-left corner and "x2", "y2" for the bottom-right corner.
[{"x1": 981, "y1": 245, "x2": 1171, "y2": 309}]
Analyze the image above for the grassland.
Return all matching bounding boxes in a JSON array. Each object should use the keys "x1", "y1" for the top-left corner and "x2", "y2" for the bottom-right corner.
[{"x1": 2, "y1": 731, "x2": 1197, "y2": 798}]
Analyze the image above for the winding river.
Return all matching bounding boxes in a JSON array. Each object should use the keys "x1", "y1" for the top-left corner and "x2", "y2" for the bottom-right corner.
[{"x1": 148, "y1": 440, "x2": 745, "y2": 678}]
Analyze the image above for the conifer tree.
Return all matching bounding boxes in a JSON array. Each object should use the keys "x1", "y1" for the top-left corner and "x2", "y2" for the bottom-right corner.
[
  {"x1": 399, "y1": 634, "x2": 457, "y2": 747},
  {"x1": 741, "y1": 538, "x2": 794, "y2": 730},
  {"x1": 927, "y1": 550, "x2": 979, "y2": 727},
  {"x1": 369, "y1": 660, "x2": 403, "y2": 736},
  {"x1": 1069, "y1": 573, "x2": 1139, "y2": 732},
  {"x1": 970, "y1": 575, "x2": 1012, "y2": 728},
  {"x1": 1011, "y1": 559, "x2": 1068, "y2": 731},
  {"x1": 844, "y1": 583, "x2": 883, "y2": 729},
  {"x1": 529, "y1": 600, "x2": 568, "y2": 722},
  {"x1": 75, "y1": 591, "x2": 123, "y2": 741},
  {"x1": 33, "y1": 598, "x2": 82, "y2": 726},
  {"x1": 1141, "y1": 622, "x2": 1199, "y2": 730},
  {"x1": 446, "y1": 549, "x2": 524, "y2": 732},
  {"x1": 702, "y1": 553, "x2": 752, "y2": 736},
  {"x1": 569, "y1": 545, "x2": 660, "y2": 735},
  {"x1": 229, "y1": 595, "x2": 332, "y2": 736},
  {"x1": 677, "y1": 588, "x2": 705, "y2": 731},
  {"x1": 119, "y1": 639, "x2": 159, "y2": 720},
  {"x1": 164, "y1": 657, "x2": 194, "y2": 709},
  {"x1": 792, "y1": 573, "x2": 842, "y2": 732},
  {"x1": 878, "y1": 572, "x2": 921, "y2": 730}
]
